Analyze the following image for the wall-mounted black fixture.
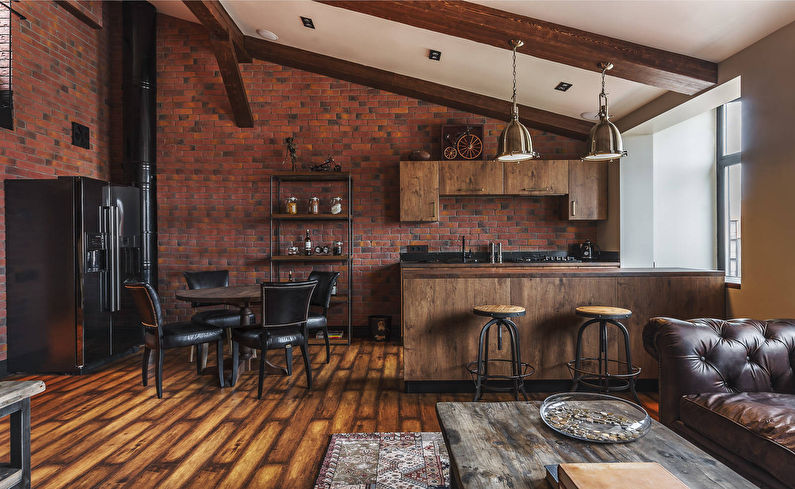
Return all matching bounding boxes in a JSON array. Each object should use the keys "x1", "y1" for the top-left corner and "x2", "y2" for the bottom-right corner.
[
  {"x1": 71, "y1": 122, "x2": 90, "y2": 149},
  {"x1": 0, "y1": 90, "x2": 11, "y2": 130},
  {"x1": 300, "y1": 16, "x2": 315, "y2": 29},
  {"x1": 555, "y1": 82, "x2": 573, "y2": 92},
  {"x1": 428, "y1": 49, "x2": 441, "y2": 61}
]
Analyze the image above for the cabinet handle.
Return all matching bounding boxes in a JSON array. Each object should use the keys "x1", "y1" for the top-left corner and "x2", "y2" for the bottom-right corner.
[
  {"x1": 431, "y1": 201, "x2": 437, "y2": 220},
  {"x1": 458, "y1": 187, "x2": 485, "y2": 192},
  {"x1": 522, "y1": 186, "x2": 551, "y2": 192},
  {"x1": 572, "y1": 200, "x2": 577, "y2": 216}
]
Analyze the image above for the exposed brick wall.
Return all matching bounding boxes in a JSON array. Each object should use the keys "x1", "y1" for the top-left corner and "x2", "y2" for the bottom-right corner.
[
  {"x1": 0, "y1": 2, "x2": 120, "y2": 361},
  {"x1": 157, "y1": 15, "x2": 593, "y2": 333}
]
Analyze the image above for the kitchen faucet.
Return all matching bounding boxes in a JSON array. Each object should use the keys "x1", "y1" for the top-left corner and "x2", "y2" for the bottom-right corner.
[{"x1": 460, "y1": 235, "x2": 475, "y2": 263}]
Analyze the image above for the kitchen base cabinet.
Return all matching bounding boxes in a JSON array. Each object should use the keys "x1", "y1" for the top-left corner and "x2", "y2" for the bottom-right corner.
[
  {"x1": 401, "y1": 266, "x2": 725, "y2": 383},
  {"x1": 403, "y1": 277, "x2": 510, "y2": 382}
]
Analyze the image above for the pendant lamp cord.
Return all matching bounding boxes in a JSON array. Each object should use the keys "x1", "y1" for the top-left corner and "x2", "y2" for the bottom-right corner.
[
  {"x1": 601, "y1": 65, "x2": 607, "y2": 95},
  {"x1": 511, "y1": 44, "x2": 518, "y2": 112},
  {"x1": 599, "y1": 63, "x2": 610, "y2": 116}
]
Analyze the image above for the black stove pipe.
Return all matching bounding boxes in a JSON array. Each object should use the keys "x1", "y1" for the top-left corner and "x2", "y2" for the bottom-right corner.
[{"x1": 122, "y1": 1, "x2": 157, "y2": 288}]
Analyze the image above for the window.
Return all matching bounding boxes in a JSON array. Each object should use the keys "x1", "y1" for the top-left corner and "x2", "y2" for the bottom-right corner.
[
  {"x1": 717, "y1": 100, "x2": 742, "y2": 283},
  {"x1": 1, "y1": 2, "x2": 12, "y2": 129}
]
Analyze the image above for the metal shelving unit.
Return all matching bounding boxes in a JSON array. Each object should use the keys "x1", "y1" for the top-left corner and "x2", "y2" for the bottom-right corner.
[{"x1": 269, "y1": 172, "x2": 353, "y2": 345}]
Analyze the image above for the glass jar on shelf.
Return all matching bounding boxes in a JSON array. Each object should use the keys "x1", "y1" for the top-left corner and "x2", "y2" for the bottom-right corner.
[
  {"x1": 308, "y1": 197, "x2": 320, "y2": 214},
  {"x1": 333, "y1": 241, "x2": 343, "y2": 256},
  {"x1": 284, "y1": 196, "x2": 298, "y2": 214},
  {"x1": 330, "y1": 197, "x2": 343, "y2": 215}
]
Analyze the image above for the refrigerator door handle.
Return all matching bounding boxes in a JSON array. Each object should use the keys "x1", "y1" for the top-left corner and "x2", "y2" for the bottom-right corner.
[
  {"x1": 110, "y1": 205, "x2": 121, "y2": 312},
  {"x1": 103, "y1": 205, "x2": 119, "y2": 313},
  {"x1": 100, "y1": 206, "x2": 110, "y2": 312}
]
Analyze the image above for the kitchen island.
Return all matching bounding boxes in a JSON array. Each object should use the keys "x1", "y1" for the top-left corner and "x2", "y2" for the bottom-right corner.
[{"x1": 401, "y1": 264, "x2": 725, "y2": 390}]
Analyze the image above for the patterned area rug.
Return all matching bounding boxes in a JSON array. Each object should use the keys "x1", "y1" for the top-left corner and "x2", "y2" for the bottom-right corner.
[{"x1": 314, "y1": 432, "x2": 450, "y2": 489}]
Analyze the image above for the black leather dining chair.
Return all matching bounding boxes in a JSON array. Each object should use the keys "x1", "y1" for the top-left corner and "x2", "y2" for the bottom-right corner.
[
  {"x1": 307, "y1": 271, "x2": 340, "y2": 363},
  {"x1": 231, "y1": 280, "x2": 317, "y2": 398},
  {"x1": 183, "y1": 270, "x2": 256, "y2": 329},
  {"x1": 183, "y1": 270, "x2": 256, "y2": 366},
  {"x1": 125, "y1": 282, "x2": 225, "y2": 398}
]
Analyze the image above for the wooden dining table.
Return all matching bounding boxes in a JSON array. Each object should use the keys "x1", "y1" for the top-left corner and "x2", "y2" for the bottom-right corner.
[{"x1": 175, "y1": 284, "x2": 287, "y2": 378}]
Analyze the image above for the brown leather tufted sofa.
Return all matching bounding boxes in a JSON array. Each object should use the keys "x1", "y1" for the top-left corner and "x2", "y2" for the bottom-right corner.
[{"x1": 643, "y1": 317, "x2": 795, "y2": 489}]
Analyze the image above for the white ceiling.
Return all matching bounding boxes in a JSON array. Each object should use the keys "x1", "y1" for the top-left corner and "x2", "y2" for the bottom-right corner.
[
  {"x1": 150, "y1": 0, "x2": 795, "y2": 123},
  {"x1": 473, "y1": 1, "x2": 795, "y2": 63}
]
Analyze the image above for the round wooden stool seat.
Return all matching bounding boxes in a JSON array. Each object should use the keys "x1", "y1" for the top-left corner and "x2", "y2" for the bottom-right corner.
[
  {"x1": 473, "y1": 304, "x2": 526, "y2": 319},
  {"x1": 575, "y1": 306, "x2": 632, "y2": 320}
]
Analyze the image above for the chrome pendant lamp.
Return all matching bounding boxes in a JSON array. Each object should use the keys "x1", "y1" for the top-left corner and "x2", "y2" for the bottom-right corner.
[
  {"x1": 497, "y1": 40, "x2": 539, "y2": 161},
  {"x1": 583, "y1": 62, "x2": 627, "y2": 161}
]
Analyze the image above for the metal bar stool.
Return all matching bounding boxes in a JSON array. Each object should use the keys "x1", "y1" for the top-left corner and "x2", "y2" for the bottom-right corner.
[
  {"x1": 567, "y1": 306, "x2": 641, "y2": 403},
  {"x1": 466, "y1": 305, "x2": 534, "y2": 401}
]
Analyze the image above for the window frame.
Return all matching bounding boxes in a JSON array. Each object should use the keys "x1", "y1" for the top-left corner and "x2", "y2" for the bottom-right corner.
[{"x1": 716, "y1": 100, "x2": 742, "y2": 284}]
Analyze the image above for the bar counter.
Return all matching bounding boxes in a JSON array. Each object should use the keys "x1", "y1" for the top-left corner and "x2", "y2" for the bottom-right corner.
[{"x1": 400, "y1": 264, "x2": 725, "y2": 389}]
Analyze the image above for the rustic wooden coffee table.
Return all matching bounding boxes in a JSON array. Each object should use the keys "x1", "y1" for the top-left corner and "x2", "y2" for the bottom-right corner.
[{"x1": 436, "y1": 401, "x2": 756, "y2": 489}]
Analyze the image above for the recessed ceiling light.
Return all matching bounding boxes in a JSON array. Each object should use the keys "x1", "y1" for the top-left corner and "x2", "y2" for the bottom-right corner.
[
  {"x1": 300, "y1": 16, "x2": 315, "y2": 29},
  {"x1": 580, "y1": 111, "x2": 599, "y2": 121},
  {"x1": 428, "y1": 49, "x2": 441, "y2": 61},
  {"x1": 256, "y1": 28, "x2": 279, "y2": 41},
  {"x1": 555, "y1": 82, "x2": 573, "y2": 92}
]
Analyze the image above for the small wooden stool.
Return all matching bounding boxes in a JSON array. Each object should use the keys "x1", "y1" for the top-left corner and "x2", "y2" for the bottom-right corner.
[
  {"x1": 466, "y1": 305, "x2": 534, "y2": 401},
  {"x1": 568, "y1": 306, "x2": 641, "y2": 403}
]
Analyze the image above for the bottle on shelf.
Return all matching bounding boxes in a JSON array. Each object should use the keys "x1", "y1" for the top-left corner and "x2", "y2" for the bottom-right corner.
[
  {"x1": 288, "y1": 269, "x2": 294, "y2": 282},
  {"x1": 304, "y1": 229, "x2": 313, "y2": 255}
]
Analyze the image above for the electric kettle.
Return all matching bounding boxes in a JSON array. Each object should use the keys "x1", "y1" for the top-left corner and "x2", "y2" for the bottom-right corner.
[{"x1": 579, "y1": 240, "x2": 600, "y2": 260}]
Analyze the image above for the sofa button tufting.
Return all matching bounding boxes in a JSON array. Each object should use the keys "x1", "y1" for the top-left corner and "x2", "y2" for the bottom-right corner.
[{"x1": 700, "y1": 356, "x2": 706, "y2": 361}]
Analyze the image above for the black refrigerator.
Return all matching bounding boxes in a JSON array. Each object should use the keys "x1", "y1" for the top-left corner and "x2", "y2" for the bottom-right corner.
[{"x1": 5, "y1": 176, "x2": 143, "y2": 374}]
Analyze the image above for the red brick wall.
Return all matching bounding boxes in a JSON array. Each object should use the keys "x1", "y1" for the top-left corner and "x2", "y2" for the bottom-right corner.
[
  {"x1": 0, "y1": 2, "x2": 121, "y2": 362},
  {"x1": 157, "y1": 15, "x2": 593, "y2": 332}
]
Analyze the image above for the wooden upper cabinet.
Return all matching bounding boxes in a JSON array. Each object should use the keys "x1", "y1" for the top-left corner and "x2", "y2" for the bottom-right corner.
[
  {"x1": 503, "y1": 160, "x2": 568, "y2": 195},
  {"x1": 439, "y1": 161, "x2": 503, "y2": 195},
  {"x1": 566, "y1": 160, "x2": 608, "y2": 220},
  {"x1": 400, "y1": 160, "x2": 439, "y2": 222}
]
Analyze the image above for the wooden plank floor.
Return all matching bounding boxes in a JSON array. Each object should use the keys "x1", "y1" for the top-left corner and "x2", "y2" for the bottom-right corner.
[{"x1": 0, "y1": 340, "x2": 659, "y2": 488}]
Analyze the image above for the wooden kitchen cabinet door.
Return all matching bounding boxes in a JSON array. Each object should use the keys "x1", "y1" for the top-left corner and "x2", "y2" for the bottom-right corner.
[
  {"x1": 503, "y1": 160, "x2": 568, "y2": 195},
  {"x1": 439, "y1": 160, "x2": 503, "y2": 195},
  {"x1": 400, "y1": 160, "x2": 439, "y2": 222},
  {"x1": 566, "y1": 160, "x2": 608, "y2": 220}
]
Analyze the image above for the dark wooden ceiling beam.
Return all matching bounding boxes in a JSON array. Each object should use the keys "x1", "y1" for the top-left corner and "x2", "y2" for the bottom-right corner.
[
  {"x1": 183, "y1": 0, "x2": 252, "y2": 63},
  {"x1": 209, "y1": 37, "x2": 255, "y2": 128},
  {"x1": 54, "y1": 1, "x2": 102, "y2": 29},
  {"x1": 317, "y1": 0, "x2": 717, "y2": 95},
  {"x1": 244, "y1": 36, "x2": 591, "y2": 139},
  {"x1": 184, "y1": 1, "x2": 254, "y2": 128}
]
